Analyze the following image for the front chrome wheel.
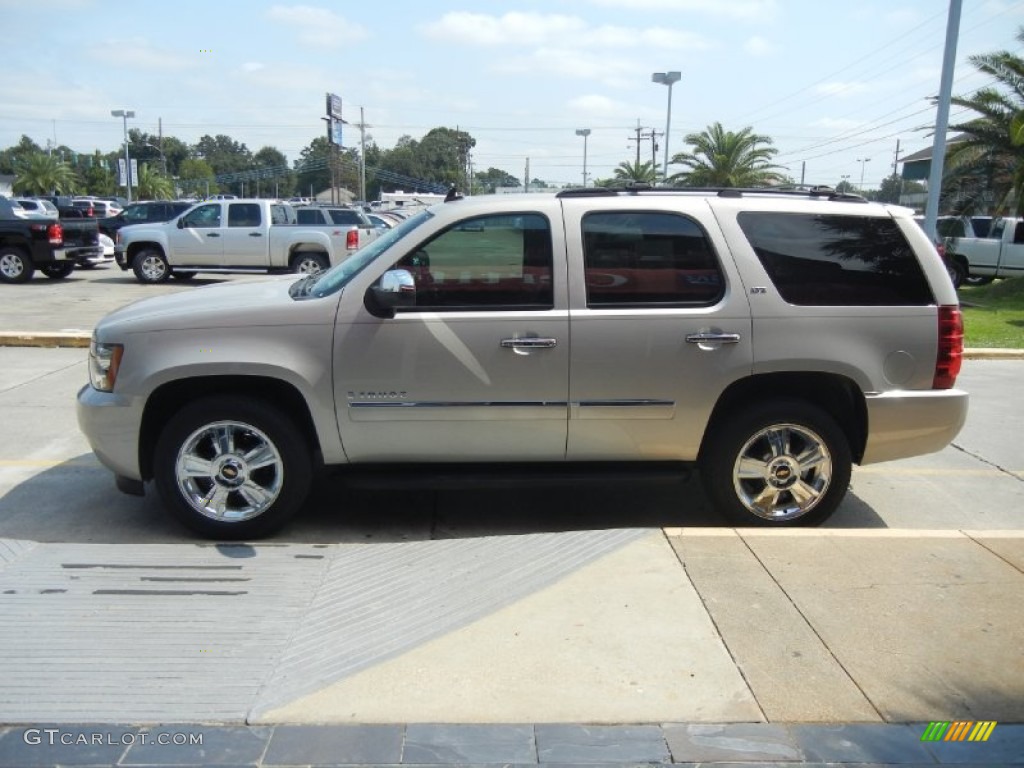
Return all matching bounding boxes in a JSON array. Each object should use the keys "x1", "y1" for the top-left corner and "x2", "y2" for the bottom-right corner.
[
  {"x1": 733, "y1": 423, "x2": 832, "y2": 522},
  {"x1": 175, "y1": 421, "x2": 284, "y2": 522}
]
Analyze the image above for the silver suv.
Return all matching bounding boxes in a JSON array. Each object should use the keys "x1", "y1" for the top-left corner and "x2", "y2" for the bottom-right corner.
[{"x1": 77, "y1": 188, "x2": 968, "y2": 538}]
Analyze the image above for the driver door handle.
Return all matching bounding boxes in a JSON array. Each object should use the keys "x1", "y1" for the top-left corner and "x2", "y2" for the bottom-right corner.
[
  {"x1": 685, "y1": 332, "x2": 741, "y2": 344},
  {"x1": 501, "y1": 338, "x2": 558, "y2": 349}
]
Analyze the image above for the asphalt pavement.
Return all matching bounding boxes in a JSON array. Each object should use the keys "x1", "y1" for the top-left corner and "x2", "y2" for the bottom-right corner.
[{"x1": 0, "y1": 268, "x2": 1022, "y2": 767}]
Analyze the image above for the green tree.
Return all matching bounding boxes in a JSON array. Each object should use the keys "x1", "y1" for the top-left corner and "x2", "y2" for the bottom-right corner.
[
  {"x1": 0, "y1": 135, "x2": 43, "y2": 175},
  {"x1": 669, "y1": 122, "x2": 783, "y2": 187},
  {"x1": 606, "y1": 160, "x2": 658, "y2": 185},
  {"x1": 135, "y1": 164, "x2": 174, "y2": 200},
  {"x1": 473, "y1": 167, "x2": 520, "y2": 193},
  {"x1": 945, "y1": 26, "x2": 1024, "y2": 214},
  {"x1": 177, "y1": 158, "x2": 217, "y2": 197},
  {"x1": 253, "y1": 146, "x2": 294, "y2": 198},
  {"x1": 12, "y1": 153, "x2": 80, "y2": 195},
  {"x1": 81, "y1": 152, "x2": 116, "y2": 196},
  {"x1": 193, "y1": 134, "x2": 253, "y2": 175}
]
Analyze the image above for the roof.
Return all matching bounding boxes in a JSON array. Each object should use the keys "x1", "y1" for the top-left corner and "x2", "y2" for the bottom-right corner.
[{"x1": 900, "y1": 133, "x2": 970, "y2": 165}]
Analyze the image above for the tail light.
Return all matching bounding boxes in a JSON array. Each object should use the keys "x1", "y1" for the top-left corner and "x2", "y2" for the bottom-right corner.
[
  {"x1": 933, "y1": 305, "x2": 963, "y2": 389},
  {"x1": 346, "y1": 229, "x2": 359, "y2": 250},
  {"x1": 47, "y1": 223, "x2": 63, "y2": 245}
]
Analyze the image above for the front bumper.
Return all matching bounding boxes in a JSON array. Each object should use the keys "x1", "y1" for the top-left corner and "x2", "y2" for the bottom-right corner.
[
  {"x1": 76, "y1": 383, "x2": 145, "y2": 482},
  {"x1": 114, "y1": 247, "x2": 129, "y2": 270},
  {"x1": 861, "y1": 388, "x2": 969, "y2": 464}
]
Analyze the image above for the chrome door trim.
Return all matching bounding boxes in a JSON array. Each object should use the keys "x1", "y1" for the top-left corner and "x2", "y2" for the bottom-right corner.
[
  {"x1": 500, "y1": 338, "x2": 558, "y2": 349},
  {"x1": 685, "y1": 332, "x2": 741, "y2": 344}
]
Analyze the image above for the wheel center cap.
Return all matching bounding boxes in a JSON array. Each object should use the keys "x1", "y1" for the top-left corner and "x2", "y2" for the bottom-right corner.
[
  {"x1": 215, "y1": 458, "x2": 247, "y2": 487},
  {"x1": 768, "y1": 458, "x2": 799, "y2": 488}
]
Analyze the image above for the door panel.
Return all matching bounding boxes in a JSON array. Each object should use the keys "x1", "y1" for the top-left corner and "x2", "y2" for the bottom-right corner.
[
  {"x1": 561, "y1": 200, "x2": 753, "y2": 460},
  {"x1": 172, "y1": 203, "x2": 223, "y2": 265},
  {"x1": 333, "y1": 204, "x2": 570, "y2": 462}
]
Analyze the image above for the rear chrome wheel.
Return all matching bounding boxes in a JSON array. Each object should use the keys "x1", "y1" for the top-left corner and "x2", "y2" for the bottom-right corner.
[
  {"x1": 0, "y1": 247, "x2": 33, "y2": 283},
  {"x1": 291, "y1": 252, "x2": 328, "y2": 275},
  {"x1": 701, "y1": 400, "x2": 851, "y2": 526}
]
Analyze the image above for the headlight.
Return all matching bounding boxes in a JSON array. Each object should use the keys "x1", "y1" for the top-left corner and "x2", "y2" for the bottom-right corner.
[{"x1": 89, "y1": 340, "x2": 124, "y2": 392}]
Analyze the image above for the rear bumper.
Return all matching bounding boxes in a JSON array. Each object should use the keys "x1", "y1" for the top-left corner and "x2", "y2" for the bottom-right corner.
[{"x1": 861, "y1": 388, "x2": 969, "y2": 464}]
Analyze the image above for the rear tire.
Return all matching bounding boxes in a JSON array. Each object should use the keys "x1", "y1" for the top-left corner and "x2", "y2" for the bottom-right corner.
[
  {"x1": 0, "y1": 247, "x2": 34, "y2": 283},
  {"x1": 153, "y1": 396, "x2": 312, "y2": 539},
  {"x1": 291, "y1": 252, "x2": 329, "y2": 275},
  {"x1": 132, "y1": 248, "x2": 171, "y2": 284},
  {"x1": 41, "y1": 263, "x2": 75, "y2": 279},
  {"x1": 700, "y1": 399, "x2": 851, "y2": 527},
  {"x1": 950, "y1": 259, "x2": 967, "y2": 289}
]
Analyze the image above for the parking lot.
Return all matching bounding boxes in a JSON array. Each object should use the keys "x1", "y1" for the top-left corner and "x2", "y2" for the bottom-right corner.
[{"x1": 0, "y1": 267, "x2": 1022, "y2": 765}]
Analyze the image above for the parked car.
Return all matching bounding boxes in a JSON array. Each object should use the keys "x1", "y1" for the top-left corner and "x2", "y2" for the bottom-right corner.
[
  {"x1": 366, "y1": 213, "x2": 394, "y2": 230},
  {"x1": 72, "y1": 199, "x2": 122, "y2": 218},
  {"x1": 115, "y1": 198, "x2": 373, "y2": 282},
  {"x1": 945, "y1": 216, "x2": 1024, "y2": 286},
  {"x1": 0, "y1": 195, "x2": 101, "y2": 282},
  {"x1": 78, "y1": 187, "x2": 967, "y2": 538},
  {"x1": 13, "y1": 198, "x2": 59, "y2": 219},
  {"x1": 97, "y1": 201, "x2": 193, "y2": 238}
]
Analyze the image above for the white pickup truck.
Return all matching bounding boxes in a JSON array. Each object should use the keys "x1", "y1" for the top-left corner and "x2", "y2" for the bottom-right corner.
[
  {"x1": 947, "y1": 216, "x2": 1024, "y2": 286},
  {"x1": 115, "y1": 199, "x2": 371, "y2": 283}
]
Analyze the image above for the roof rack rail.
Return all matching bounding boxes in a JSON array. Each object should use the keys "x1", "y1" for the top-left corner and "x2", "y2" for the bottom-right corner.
[{"x1": 556, "y1": 185, "x2": 868, "y2": 203}]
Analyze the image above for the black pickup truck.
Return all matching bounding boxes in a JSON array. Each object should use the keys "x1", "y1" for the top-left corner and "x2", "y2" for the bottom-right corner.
[{"x1": 0, "y1": 196, "x2": 103, "y2": 282}]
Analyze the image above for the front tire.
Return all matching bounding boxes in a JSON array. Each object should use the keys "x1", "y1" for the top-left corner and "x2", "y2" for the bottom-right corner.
[
  {"x1": 132, "y1": 248, "x2": 171, "y2": 284},
  {"x1": 700, "y1": 400, "x2": 851, "y2": 527},
  {"x1": 0, "y1": 247, "x2": 34, "y2": 283},
  {"x1": 42, "y1": 263, "x2": 75, "y2": 279},
  {"x1": 153, "y1": 396, "x2": 312, "y2": 539}
]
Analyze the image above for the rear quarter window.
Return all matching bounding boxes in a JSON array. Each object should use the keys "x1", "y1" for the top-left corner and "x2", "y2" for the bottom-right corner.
[{"x1": 737, "y1": 212, "x2": 934, "y2": 306}]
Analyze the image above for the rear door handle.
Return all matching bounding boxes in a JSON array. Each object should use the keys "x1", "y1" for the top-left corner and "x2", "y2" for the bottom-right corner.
[
  {"x1": 501, "y1": 338, "x2": 558, "y2": 349},
  {"x1": 206, "y1": 233, "x2": 220, "y2": 238},
  {"x1": 249, "y1": 232, "x2": 263, "y2": 237},
  {"x1": 685, "y1": 332, "x2": 741, "y2": 344}
]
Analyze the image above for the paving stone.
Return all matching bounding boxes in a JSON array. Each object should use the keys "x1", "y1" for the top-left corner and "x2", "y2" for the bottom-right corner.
[
  {"x1": 403, "y1": 724, "x2": 536, "y2": 763},
  {"x1": 920, "y1": 722, "x2": 1024, "y2": 764},
  {"x1": 662, "y1": 723, "x2": 802, "y2": 762},
  {"x1": 534, "y1": 725, "x2": 669, "y2": 764},
  {"x1": 120, "y1": 724, "x2": 271, "y2": 765},
  {"x1": 790, "y1": 724, "x2": 934, "y2": 763},
  {"x1": 0, "y1": 724, "x2": 136, "y2": 766},
  {"x1": 262, "y1": 725, "x2": 403, "y2": 766}
]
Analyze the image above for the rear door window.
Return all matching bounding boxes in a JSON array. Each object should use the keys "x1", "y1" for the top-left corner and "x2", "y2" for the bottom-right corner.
[
  {"x1": 228, "y1": 203, "x2": 261, "y2": 227},
  {"x1": 581, "y1": 211, "x2": 724, "y2": 307},
  {"x1": 737, "y1": 212, "x2": 934, "y2": 306}
]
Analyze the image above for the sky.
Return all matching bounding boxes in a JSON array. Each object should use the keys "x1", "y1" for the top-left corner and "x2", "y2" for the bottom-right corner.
[{"x1": 1, "y1": 0, "x2": 1021, "y2": 191}]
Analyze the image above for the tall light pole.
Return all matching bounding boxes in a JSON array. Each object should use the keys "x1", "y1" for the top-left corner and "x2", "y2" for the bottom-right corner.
[
  {"x1": 575, "y1": 128, "x2": 591, "y2": 187},
  {"x1": 111, "y1": 109, "x2": 135, "y2": 201},
  {"x1": 857, "y1": 157, "x2": 872, "y2": 190},
  {"x1": 651, "y1": 71, "x2": 681, "y2": 184}
]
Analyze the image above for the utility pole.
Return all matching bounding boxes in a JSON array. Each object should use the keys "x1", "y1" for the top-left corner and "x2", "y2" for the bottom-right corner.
[
  {"x1": 924, "y1": 0, "x2": 963, "y2": 240},
  {"x1": 524, "y1": 158, "x2": 530, "y2": 192},
  {"x1": 356, "y1": 106, "x2": 369, "y2": 203},
  {"x1": 627, "y1": 120, "x2": 645, "y2": 166},
  {"x1": 892, "y1": 138, "x2": 903, "y2": 204}
]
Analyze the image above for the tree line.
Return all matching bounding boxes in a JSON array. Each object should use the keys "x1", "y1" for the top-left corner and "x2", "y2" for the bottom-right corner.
[{"x1": 3, "y1": 28, "x2": 1019, "y2": 208}]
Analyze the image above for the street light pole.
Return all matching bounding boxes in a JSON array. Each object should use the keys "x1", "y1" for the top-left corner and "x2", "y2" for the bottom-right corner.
[
  {"x1": 575, "y1": 128, "x2": 591, "y2": 187},
  {"x1": 857, "y1": 157, "x2": 872, "y2": 190},
  {"x1": 111, "y1": 109, "x2": 135, "y2": 202},
  {"x1": 651, "y1": 71, "x2": 681, "y2": 184}
]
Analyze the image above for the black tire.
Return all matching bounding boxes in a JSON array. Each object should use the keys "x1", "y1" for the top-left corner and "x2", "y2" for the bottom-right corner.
[
  {"x1": 700, "y1": 399, "x2": 852, "y2": 527},
  {"x1": 964, "y1": 275, "x2": 994, "y2": 287},
  {"x1": 950, "y1": 258, "x2": 967, "y2": 289},
  {"x1": 171, "y1": 271, "x2": 196, "y2": 281},
  {"x1": 0, "y1": 247, "x2": 34, "y2": 284},
  {"x1": 153, "y1": 396, "x2": 312, "y2": 539},
  {"x1": 132, "y1": 248, "x2": 171, "y2": 284},
  {"x1": 291, "y1": 252, "x2": 329, "y2": 275},
  {"x1": 41, "y1": 263, "x2": 75, "y2": 280}
]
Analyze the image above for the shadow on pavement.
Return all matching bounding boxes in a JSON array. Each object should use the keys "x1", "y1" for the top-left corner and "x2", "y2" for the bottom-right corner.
[{"x1": 0, "y1": 454, "x2": 887, "y2": 545}]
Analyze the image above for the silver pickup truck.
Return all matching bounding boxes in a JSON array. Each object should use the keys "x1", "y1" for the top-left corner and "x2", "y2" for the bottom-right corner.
[
  {"x1": 80, "y1": 188, "x2": 967, "y2": 539},
  {"x1": 946, "y1": 216, "x2": 1024, "y2": 286},
  {"x1": 115, "y1": 199, "x2": 369, "y2": 283}
]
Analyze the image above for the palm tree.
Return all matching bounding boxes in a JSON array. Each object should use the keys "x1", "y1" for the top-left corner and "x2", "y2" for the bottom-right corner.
[
  {"x1": 945, "y1": 27, "x2": 1024, "y2": 215},
  {"x1": 12, "y1": 153, "x2": 80, "y2": 195},
  {"x1": 135, "y1": 163, "x2": 175, "y2": 200},
  {"x1": 603, "y1": 160, "x2": 658, "y2": 186},
  {"x1": 669, "y1": 123, "x2": 783, "y2": 187}
]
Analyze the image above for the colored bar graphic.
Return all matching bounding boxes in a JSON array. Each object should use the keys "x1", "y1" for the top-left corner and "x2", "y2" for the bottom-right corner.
[{"x1": 921, "y1": 721, "x2": 997, "y2": 742}]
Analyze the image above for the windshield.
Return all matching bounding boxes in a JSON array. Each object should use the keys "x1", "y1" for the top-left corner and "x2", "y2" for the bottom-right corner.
[{"x1": 307, "y1": 209, "x2": 434, "y2": 298}]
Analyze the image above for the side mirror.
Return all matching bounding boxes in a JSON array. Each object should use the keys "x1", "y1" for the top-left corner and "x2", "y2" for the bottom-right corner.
[
  {"x1": 366, "y1": 269, "x2": 416, "y2": 318},
  {"x1": 177, "y1": 218, "x2": 185, "y2": 229}
]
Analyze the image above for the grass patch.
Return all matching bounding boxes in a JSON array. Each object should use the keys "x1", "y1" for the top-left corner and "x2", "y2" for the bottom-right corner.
[{"x1": 958, "y1": 277, "x2": 1024, "y2": 348}]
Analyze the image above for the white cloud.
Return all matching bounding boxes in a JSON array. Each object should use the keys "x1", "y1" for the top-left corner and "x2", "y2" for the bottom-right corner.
[
  {"x1": 567, "y1": 95, "x2": 626, "y2": 117},
  {"x1": 242, "y1": 62, "x2": 265, "y2": 72},
  {"x1": 87, "y1": 40, "x2": 197, "y2": 71},
  {"x1": 811, "y1": 117, "x2": 864, "y2": 131},
  {"x1": 494, "y1": 48, "x2": 642, "y2": 86},
  {"x1": 421, "y1": 12, "x2": 710, "y2": 51},
  {"x1": 266, "y1": 5, "x2": 367, "y2": 49},
  {"x1": 744, "y1": 36, "x2": 774, "y2": 56},
  {"x1": 586, "y1": 0, "x2": 778, "y2": 22},
  {"x1": 815, "y1": 82, "x2": 870, "y2": 97}
]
